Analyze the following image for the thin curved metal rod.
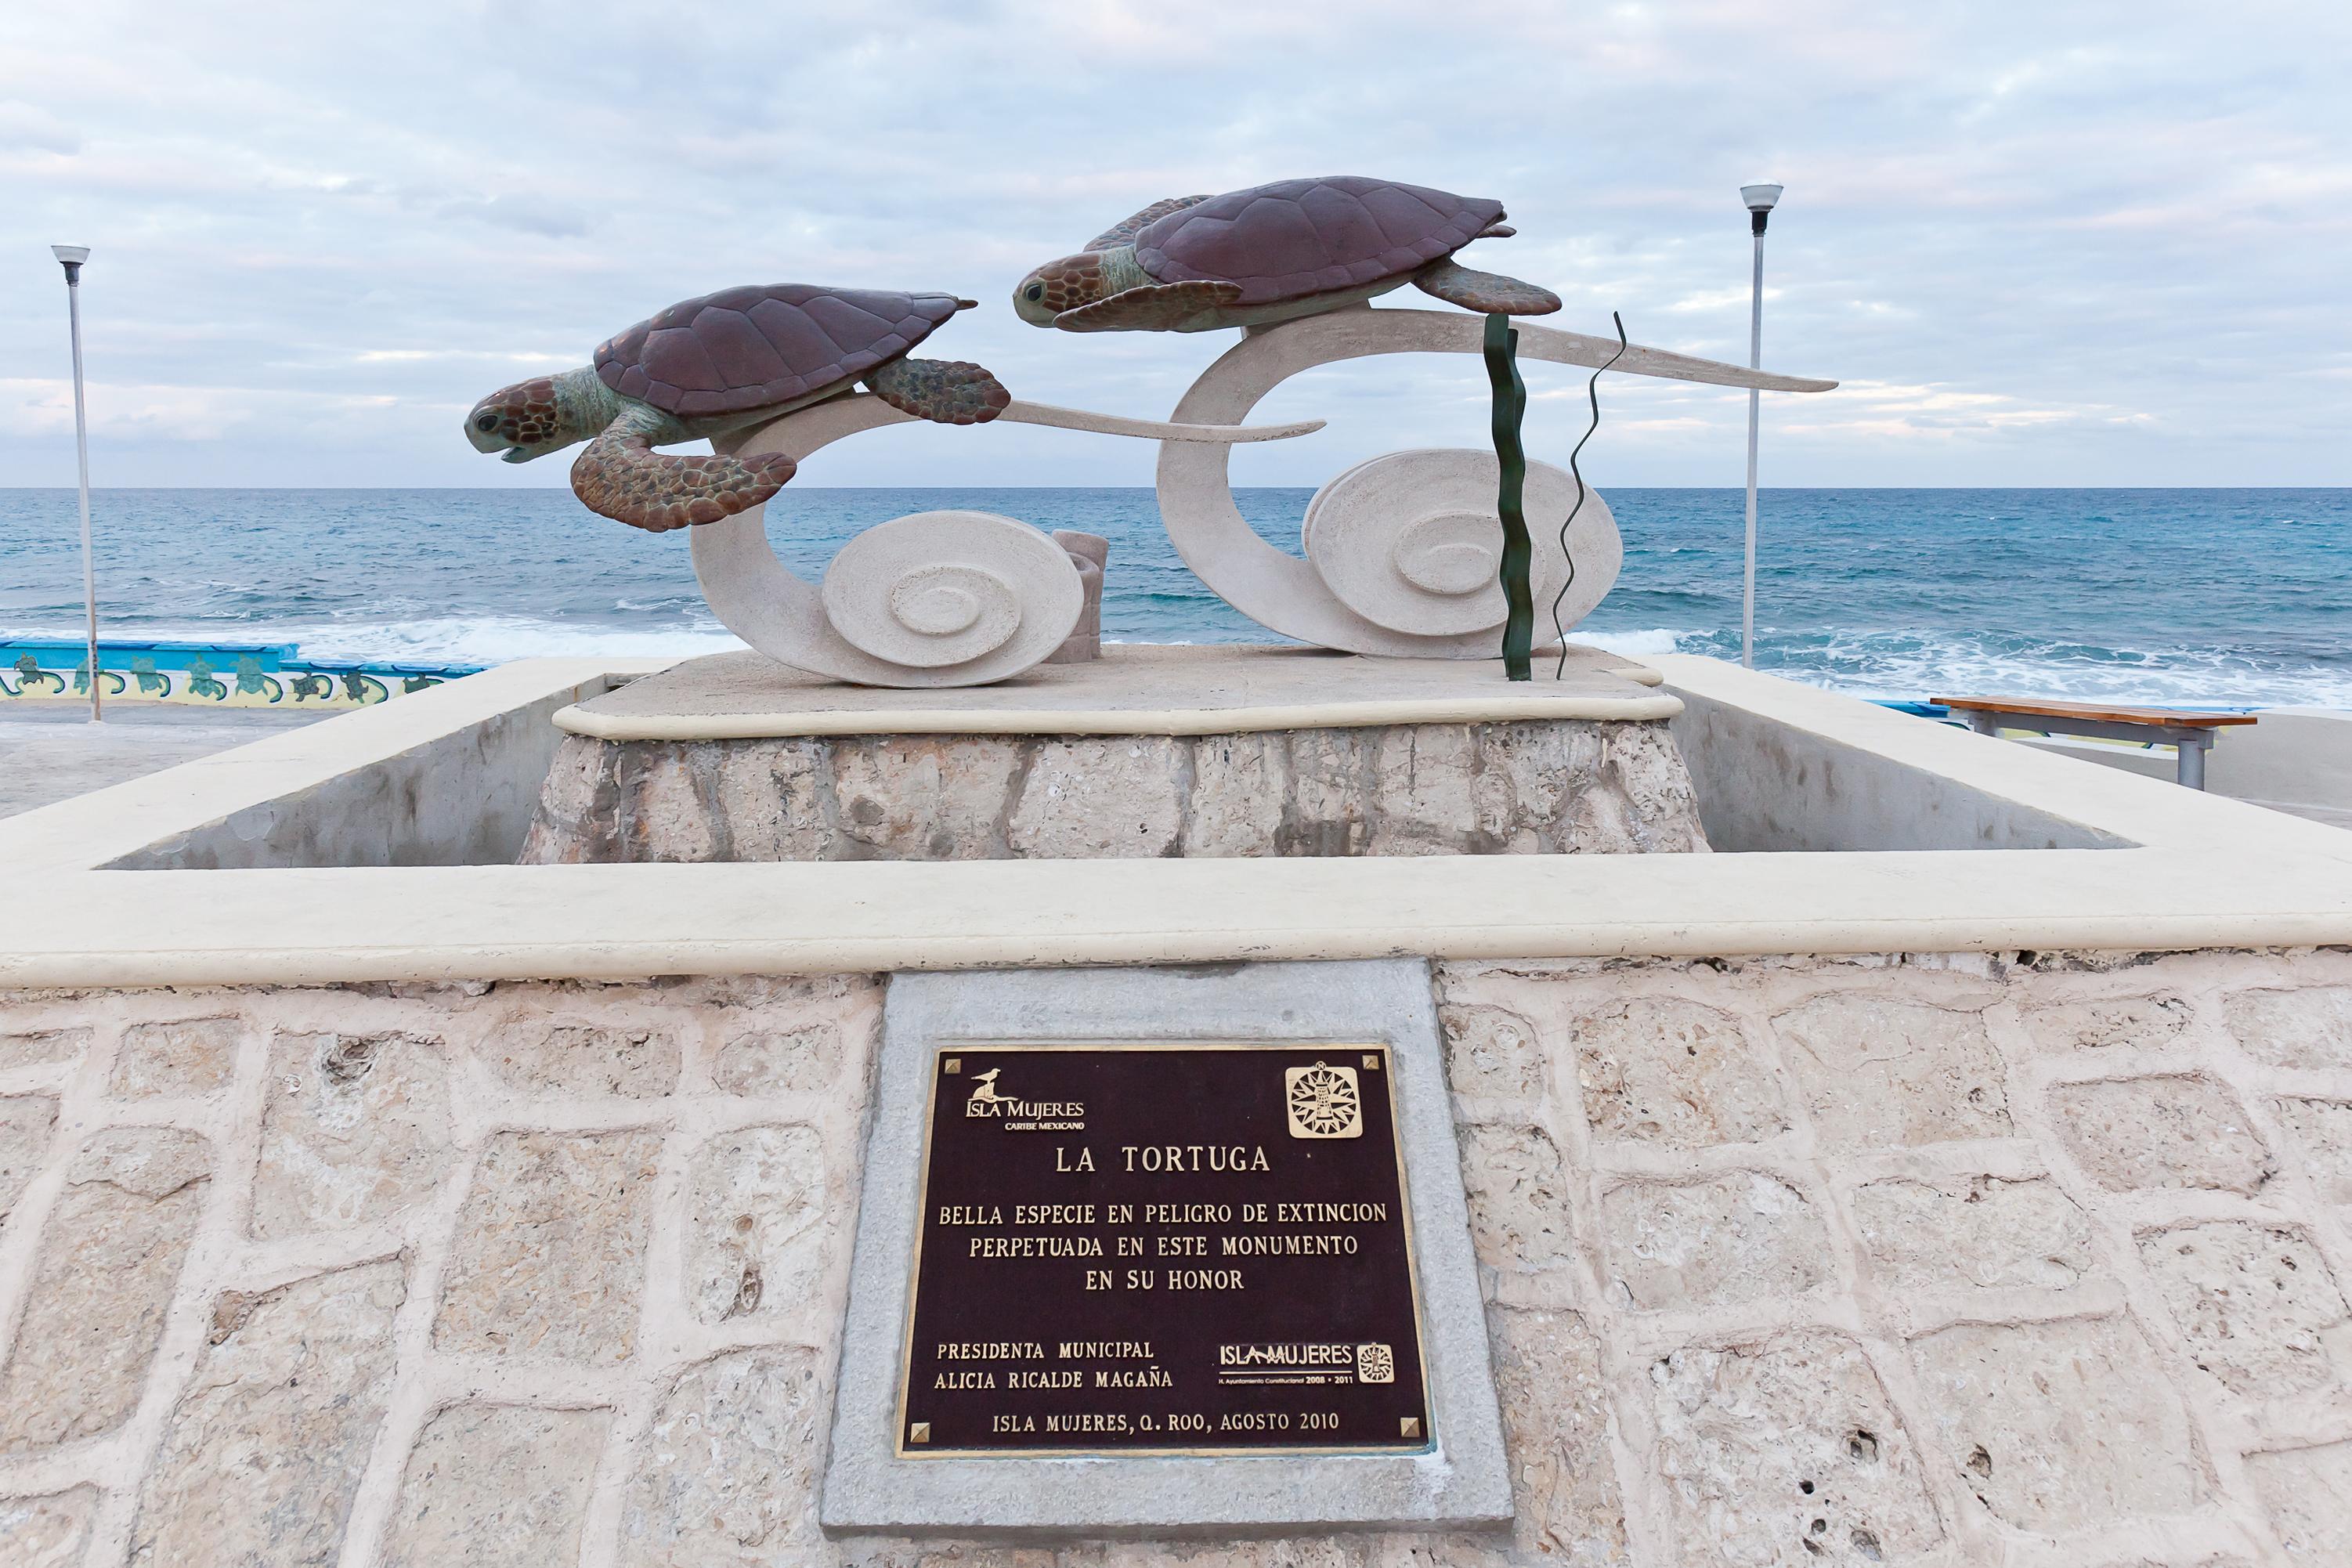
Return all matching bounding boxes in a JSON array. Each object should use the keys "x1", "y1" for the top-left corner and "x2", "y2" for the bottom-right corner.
[
  {"x1": 1554, "y1": 311, "x2": 1629, "y2": 680},
  {"x1": 998, "y1": 399, "x2": 1322, "y2": 444}
]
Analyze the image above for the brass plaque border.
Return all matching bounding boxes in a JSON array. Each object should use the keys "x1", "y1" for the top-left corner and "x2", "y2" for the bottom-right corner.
[{"x1": 891, "y1": 1039, "x2": 1434, "y2": 1461}]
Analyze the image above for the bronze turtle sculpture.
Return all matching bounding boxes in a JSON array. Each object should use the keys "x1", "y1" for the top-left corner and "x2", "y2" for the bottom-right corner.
[
  {"x1": 1013, "y1": 175, "x2": 1563, "y2": 334},
  {"x1": 465, "y1": 284, "x2": 1010, "y2": 531}
]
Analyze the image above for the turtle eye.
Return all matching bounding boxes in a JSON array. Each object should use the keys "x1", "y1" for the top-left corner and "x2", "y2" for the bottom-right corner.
[
  {"x1": 475, "y1": 413, "x2": 500, "y2": 432},
  {"x1": 1024, "y1": 283, "x2": 1044, "y2": 302}
]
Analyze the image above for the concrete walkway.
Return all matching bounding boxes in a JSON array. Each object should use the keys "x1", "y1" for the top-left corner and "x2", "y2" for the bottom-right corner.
[{"x1": 0, "y1": 705, "x2": 328, "y2": 819}]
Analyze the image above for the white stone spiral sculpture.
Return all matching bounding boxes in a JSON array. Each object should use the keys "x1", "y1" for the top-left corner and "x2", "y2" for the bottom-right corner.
[
  {"x1": 688, "y1": 305, "x2": 1830, "y2": 686},
  {"x1": 1158, "y1": 305, "x2": 1824, "y2": 658},
  {"x1": 692, "y1": 395, "x2": 1321, "y2": 688}
]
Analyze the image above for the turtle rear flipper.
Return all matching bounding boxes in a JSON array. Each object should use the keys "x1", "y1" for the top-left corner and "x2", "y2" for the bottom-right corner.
[
  {"x1": 865, "y1": 357, "x2": 1011, "y2": 425},
  {"x1": 1086, "y1": 194, "x2": 1212, "y2": 251},
  {"x1": 570, "y1": 409, "x2": 796, "y2": 533},
  {"x1": 1055, "y1": 280, "x2": 1246, "y2": 333},
  {"x1": 1413, "y1": 257, "x2": 1561, "y2": 316}
]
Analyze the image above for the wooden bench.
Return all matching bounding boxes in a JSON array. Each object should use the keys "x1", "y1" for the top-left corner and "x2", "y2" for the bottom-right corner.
[{"x1": 1934, "y1": 696, "x2": 2256, "y2": 789}]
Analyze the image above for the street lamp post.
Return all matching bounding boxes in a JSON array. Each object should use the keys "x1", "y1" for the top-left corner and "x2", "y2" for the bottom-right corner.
[
  {"x1": 52, "y1": 244, "x2": 100, "y2": 721},
  {"x1": 1738, "y1": 183, "x2": 1782, "y2": 670}
]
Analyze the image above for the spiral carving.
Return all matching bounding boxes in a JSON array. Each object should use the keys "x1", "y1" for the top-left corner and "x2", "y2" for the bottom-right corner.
[
  {"x1": 1158, "y1": 307, "x2": 1628, "y2": 658},
  {"x1": 1302, "y1": 449, "x2": 1610, "y2": 637},
  {"x1": 691, "y1": 397, "x2": 1083, "y2": 688},
  {"x1": 820, "y1": 511, "x2": 1078, "y2": 670}
]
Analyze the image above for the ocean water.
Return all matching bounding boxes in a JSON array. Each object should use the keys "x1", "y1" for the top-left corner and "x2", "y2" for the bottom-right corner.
[{"x1": 2, "y1": 487, "x2": 2347, "y2": 706}]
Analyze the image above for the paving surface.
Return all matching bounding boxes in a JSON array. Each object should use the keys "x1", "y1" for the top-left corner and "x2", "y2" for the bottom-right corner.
[
  {"x1": 0, "y1": 705, "x2": 327, "y2": 819},
  {"x1": 5, "y1": 948, "x2": 2352, "y2": 1564}
]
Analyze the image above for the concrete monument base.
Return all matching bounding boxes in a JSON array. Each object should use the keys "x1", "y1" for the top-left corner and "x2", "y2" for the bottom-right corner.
[
  {"x1": 9, "y1": 653, "x2": 2352, "y2": 1564},
  {"x1": 521, "y1": 645, "x2": 1711, "y2": 863}
]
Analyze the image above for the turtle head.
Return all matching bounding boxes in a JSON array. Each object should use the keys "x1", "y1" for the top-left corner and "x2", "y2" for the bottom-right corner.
[
  {"x1": 1013, "y1": 251, "x2": 1116, "y2": 327},
  {"x1": 465, "y1": 372, "x2": 600, "y2": 463}
]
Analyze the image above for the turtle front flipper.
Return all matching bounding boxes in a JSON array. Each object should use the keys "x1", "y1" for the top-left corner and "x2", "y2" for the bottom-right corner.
[
  {"x1": 864, "y1": 357, "x2": 1012, "y2": 425},
  {"x1": 1413, "y1": 258, "x2": 1562, "y2": 316},
  {"x1": 1086, "y1": 194, "x2": 1212, "y2": 251},
  {"x1": 569, "y1": 407, "x2": 797, "y2": 533},
  {"x1": 1054, "y1": 280, "x2": 1246, "y2": 333}
]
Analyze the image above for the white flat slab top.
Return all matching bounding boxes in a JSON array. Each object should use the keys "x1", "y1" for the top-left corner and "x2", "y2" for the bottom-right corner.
[
  {"x1": 4, "y1": 654, "x2": 2350, "y2": 986},
  {"x1": 554, "y1": 644, "x2": 1677, "y2": 740}
]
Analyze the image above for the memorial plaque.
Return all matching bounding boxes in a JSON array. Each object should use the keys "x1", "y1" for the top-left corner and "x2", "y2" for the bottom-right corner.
[{"x1": 898, "y1": 1044, "x2": 1431, "y2": 1456}]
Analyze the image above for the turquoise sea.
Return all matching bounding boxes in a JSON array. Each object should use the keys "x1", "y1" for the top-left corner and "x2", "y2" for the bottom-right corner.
[{"x1": 2, "y1": 487, "x2": 2347, "y2": 706}]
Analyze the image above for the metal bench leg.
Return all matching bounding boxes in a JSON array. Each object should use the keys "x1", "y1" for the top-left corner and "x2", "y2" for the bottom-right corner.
[{"x1": 2177, "y1": 734, "x2": 2210, "y2": 790}]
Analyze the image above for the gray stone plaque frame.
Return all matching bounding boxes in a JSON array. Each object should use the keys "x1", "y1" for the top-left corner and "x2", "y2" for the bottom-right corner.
[{"x1": 821, "y1": 959, "x2": 1512, "y2": 1537}]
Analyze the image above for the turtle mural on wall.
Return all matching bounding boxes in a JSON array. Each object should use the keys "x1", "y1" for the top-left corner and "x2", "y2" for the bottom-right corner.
[
  {"x1": 465, "y1": 285, "x2": 1010, "y2": 531},
  {"x1": 1012, "y1": 175, "x2": 1563, "y2": 334}
]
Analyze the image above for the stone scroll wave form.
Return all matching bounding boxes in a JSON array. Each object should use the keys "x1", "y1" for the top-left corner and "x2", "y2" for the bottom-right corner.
[
  {"x1": 694, "y1": 396, "x2": 1322, "y2": 689},
  {"x1": 1158, "y1": 308, "x2": 1644, "y2": 659}
]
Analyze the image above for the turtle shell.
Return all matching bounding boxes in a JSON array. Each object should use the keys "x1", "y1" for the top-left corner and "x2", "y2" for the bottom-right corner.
[
  {"x1": 1132, "y1": 176, "x2": 1504, "y2": 307},
  {"x1": 594, "y1": 284, "x2": 963, "y2": 421}
]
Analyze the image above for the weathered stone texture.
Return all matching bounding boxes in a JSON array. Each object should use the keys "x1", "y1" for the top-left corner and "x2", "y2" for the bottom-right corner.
[
  {"x1": 2014, "y1": 992, "x2": 2193, "y2": 1056},
  {"x1": 0, "y1": 1093, "x2": 56, "y2": 1219},
  {"x1": 2137, "y1": 1223, "x2": 2352, "y2": 1398},
  {"x1": 435, "y1": 1129, "x2": 661, "y2": 1363},
  {"x1": 1907, "y1": 1315, "x2": 2204, "y2": 1531},
  {"x1": 381, "y1": 1403, "x2": 612, "y2": 1568},
  {"x1": 482, "y1": 1018, "x2": 681, "y2": 1097},
  {"x1": 1459, "y1": 1123, "x2": 1576, "y2": 1274},
  {"x1": 0, "y1": 1128, "x2": 211, "y2": 1451},
  {"x1": 523, "y1": 719, "x2": 1709, "y2": 864},
  {"x1": 2245, "y1": 1440, "x2": 2352, "y2": 1563},
  {"x1": 713, "y1": 738, "x2": 828, "y2": 861},
  {"x1": 715, "y1": 1022, "x2": 841, "y2": 1096},
  {"x1": 1649, "y1": 1333, "x2": 1942, "y2": 1566},
  {"x1": 129, "y1": 1259, "x2": 405, "y2": 1568},
  {"x1": 1008, "y1": 738, "x2": 1186, "y2": 858},
  {"x1": 251, "y1": 1029, "x2": 452, "y2": 1239},
  {"x1": 1486, "y1": 1308, "x2": 1630, "y2": 1563},
  {"x1": 617, "y1": 1349, "x2": 825, "y2": 1566},
  {"x1": 1186, "y1": 733, "x2": 1288, "y2": 856},
  {"x1": 0, "y1": 1487, "x2": 99, "y2": 1567},
  {"x1": 2272, "y1": 1096, "x2": 2352, "y2": 1206},
  {"x1": 1770, "y1": 995, "x2": 2011, "y2": 1149},
  {"x1": 2048, "y1": 1075, "x2": 2274, "y2": 1194},
  {"x1": 704, "y1": 973, "x2": 877, "y2": 1097},
  {"x1": 1438, "y1": 1002, "x2": 1546, "y2": 1104},
  {"x1": 0, "y1": 1028, "x2": 86, "y2": 1071},
  {"x1": 110, "y1": 1014, "x2": 240, "y2": 1097},
  {"x1": 3, "y1": 953, "x2": 2350, "y2": 1562},
  {"x1": 1852, "y1": 1175, "x2": 2095, "y2": 1293},
  {"x1": 1601, "y1": 1173, "x2": 1831, "y2": 1311},
  {"x1": 1571, "y1": 999, "x2": 1787, "y2": 1147},
  {"x1": 2225, "y1": 985, "x2": 2352, "y2": 1071},
  {"x1": 830, "y1": 737, "x2": 1020, "y2": 861},
  {"x1": 687, "y1": 1125, "x2": 829, "y2": 1325},
  {"x1": 515, "y1": 732, "x2": 613, "y2": 864}
]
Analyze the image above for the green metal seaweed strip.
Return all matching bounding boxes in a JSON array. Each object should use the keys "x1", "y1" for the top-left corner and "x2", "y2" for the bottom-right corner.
[{"x1": 1483, "y1": 313, "x2": 1534, "y2": 681}]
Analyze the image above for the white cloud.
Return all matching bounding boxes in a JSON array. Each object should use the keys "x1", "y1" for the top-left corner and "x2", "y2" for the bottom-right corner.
[{"x1": 0, "y1": 0, "x2": 2345, "y2": 488}]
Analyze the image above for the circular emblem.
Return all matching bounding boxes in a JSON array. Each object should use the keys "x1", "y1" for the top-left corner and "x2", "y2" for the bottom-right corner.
[{"x1": 1287, "y1": 1061, "x2": 1361, "y2": 1137}]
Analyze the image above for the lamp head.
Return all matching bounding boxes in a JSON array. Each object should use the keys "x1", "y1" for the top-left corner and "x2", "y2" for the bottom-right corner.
[
  {"x1": 1740, "y1": 183, "x2": 1784, "y2": 235},
  {"x1": 51, "y1": 244, "x2": 89, "y2": 283}
]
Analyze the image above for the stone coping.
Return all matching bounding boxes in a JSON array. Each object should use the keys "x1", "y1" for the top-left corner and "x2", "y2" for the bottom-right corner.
[
  {"x1": 554, "y1": 644, "x2": 1678, "y2": 740},
  {"x1": 1, "y1": 655, "x2": 2350, "y2": 986}
]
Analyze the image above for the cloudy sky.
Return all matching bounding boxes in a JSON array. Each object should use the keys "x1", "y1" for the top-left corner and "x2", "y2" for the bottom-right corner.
[{"x1": 2, "y1": 0, "x2": 2346, "y2": 491}]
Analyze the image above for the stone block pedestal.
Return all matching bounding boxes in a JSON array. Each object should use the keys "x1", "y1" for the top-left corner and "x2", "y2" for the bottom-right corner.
[{"x1": 521, "y1": 644, "x2": 1711, "y2": 864}]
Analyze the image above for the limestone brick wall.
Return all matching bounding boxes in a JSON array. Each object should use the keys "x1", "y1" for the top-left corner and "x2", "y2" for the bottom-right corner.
[
  {"x1": 520, "y1": 719, "x2": 1708, "y2": 864},
  {"x1": 5, "y1": 948, "x2": 2352, "y2": 1565}
]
